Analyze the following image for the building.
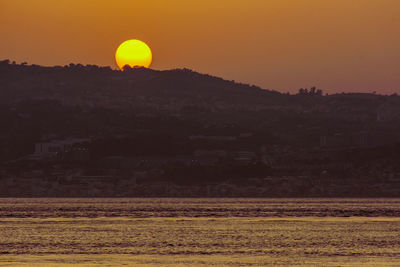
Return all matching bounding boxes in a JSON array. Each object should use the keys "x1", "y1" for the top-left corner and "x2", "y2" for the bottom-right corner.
[{"x1": 34, "y1": 138, "x2": 90, "y2": 159}]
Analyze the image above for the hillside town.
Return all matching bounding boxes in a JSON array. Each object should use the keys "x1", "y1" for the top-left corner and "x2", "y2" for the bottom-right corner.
[{"x1": 1, "y1": 61, "x2": 400, "y2": 197}]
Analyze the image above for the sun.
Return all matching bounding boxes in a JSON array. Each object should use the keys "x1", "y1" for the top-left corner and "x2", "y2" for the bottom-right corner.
[{"x1": 115, "y1": 39, "x2": 152, "y2": 70}]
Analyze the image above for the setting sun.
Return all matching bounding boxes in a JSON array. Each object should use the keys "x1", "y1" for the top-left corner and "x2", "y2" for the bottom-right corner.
[{"x1": 115, "y1": 39, "x2": 152, "y2": 70}]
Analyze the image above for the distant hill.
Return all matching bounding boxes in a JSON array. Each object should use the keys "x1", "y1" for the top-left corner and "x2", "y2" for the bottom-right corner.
[
  {"x1": 0, "y1": 60, "x2": 286, "y2": 110},
  {"x1": 1, "y1": 60, "x2": 399, "y2": 114},
  {"x1": 2, "y1": 60, "x2": 400, "y2": 197},
  {"x1": 1, "y1": 60, "x2": 400, "y2": 153}
]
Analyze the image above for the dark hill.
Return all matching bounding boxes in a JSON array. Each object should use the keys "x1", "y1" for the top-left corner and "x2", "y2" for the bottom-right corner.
[
  {"x1": 1, "y1": 60, "x2": 400, "y2": 152},
  {"x1": 1, "y1": 60, "x2": 399, "y2": 116},
  {"x1": 0, "y1": 60, "x2": 284, "y2": 109},
  {"x1": 1, "y1": 60, "x2": 400, "y2": 197}
]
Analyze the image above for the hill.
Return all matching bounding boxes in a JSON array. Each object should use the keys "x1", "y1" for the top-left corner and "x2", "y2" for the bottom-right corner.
[
  {"x1": 1, "y1": 60, "x2": 400, "y2": 197},
  {"x1": 0, "y1": 60, "x2": 283, "y2": 109}
]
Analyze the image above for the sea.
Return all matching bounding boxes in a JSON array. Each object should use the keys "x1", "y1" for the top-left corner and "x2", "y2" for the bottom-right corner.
[{"x1": 0, "y1": 198, "x2": 400, "y2": 266}]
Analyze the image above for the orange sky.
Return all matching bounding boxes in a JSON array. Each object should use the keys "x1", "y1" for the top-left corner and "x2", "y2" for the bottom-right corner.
[{"x1": 1, "y1": 0, "x2": 399, "y2": 94}]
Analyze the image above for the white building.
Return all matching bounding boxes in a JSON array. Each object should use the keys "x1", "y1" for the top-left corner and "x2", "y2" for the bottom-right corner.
[{"x1": 34, "y1": 138, "x2": 90, "y2": 156}]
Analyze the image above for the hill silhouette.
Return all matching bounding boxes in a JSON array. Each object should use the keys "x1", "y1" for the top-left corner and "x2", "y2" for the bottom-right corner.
[
  {"x1": 0, "y1": 59, "x2": 284, "y2": 109},
  {"x1": 1, "y1": 60, "x2": 400, "y2": 197},
  {"x1": 1, "y1": 59, "x2": 399, "y2": 116}
]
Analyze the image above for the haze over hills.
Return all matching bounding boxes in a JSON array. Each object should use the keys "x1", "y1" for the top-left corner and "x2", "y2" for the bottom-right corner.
[{"x1": 1, "y1": 60, "x2": 400, "y2": 197}]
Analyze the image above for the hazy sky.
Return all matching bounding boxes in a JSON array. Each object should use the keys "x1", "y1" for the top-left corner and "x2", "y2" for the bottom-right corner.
[{"x1": 1, "y1": 0, "x2": 399, "y2": 94}]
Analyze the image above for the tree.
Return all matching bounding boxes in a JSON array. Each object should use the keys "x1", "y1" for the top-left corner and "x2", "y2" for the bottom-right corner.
[
  {"x1": 0, "y1": 59, "x2": 10, "y2": 65},
  {"x1": 298, "y1": 87, "x2": 323, "y2": 96},
  {"x1": 122, "y1": 65, "x2": 133, "y2": 71},
  {"x1": 298, "y1": 88, "x2": 308, "y2": 95}
]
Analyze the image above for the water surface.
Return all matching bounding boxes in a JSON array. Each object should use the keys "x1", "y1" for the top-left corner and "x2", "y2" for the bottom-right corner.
[{"x1": 0, "y1": 198, "x2": 399, "y2": 266}]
